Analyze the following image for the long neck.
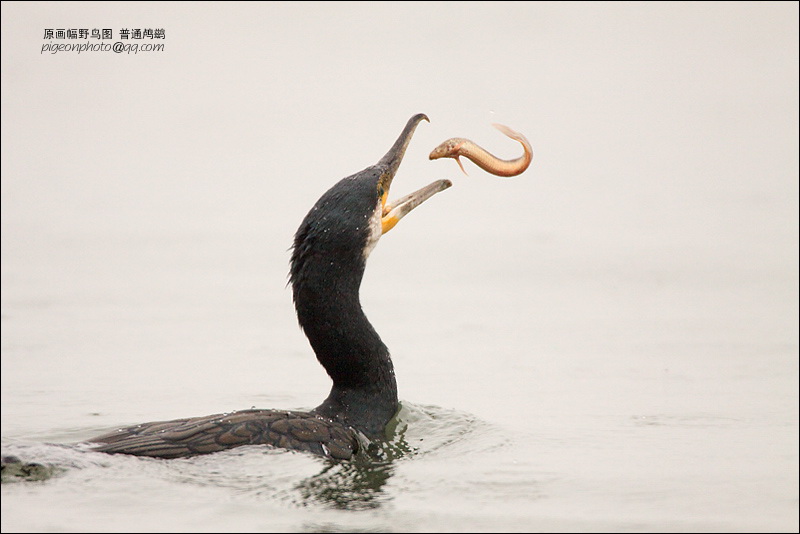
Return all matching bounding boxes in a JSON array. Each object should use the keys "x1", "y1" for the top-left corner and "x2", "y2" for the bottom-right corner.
[{"x1": 292, "y1": 257, "x2": 398, "y2": 437}]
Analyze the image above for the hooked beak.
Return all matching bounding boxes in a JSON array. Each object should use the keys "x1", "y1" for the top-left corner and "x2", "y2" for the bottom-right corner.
[
  {"x1": 377, "y1": 113, "x2": 429, "y2": 179},
  {"x1": 376, "y1": 113, "x2": 452, "y2": 234}
]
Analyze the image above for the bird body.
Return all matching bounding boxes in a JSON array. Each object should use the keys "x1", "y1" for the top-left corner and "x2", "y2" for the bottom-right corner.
[
  {"x1": 85, "y1": 114, "x2": 451, "y2": 461},
  {"x1": 86, "y1": 409, "x2": 362, "y2": 460}
]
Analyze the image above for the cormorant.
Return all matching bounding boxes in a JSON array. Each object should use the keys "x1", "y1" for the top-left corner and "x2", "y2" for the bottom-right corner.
[{"x1": 83, "y1": 113, "x2": 451, "y2": 461}]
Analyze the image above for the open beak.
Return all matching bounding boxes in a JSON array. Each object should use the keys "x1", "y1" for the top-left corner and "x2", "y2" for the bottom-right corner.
[
  {"x1": 381, "y1": 179, "x2": 452, "y2": 234},
  {"x1": 375, "y1": 113, "x2": 452, "y2": 234}
]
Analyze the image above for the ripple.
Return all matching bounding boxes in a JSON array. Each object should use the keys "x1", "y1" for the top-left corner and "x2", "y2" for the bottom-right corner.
[
  {"x1": 387, "y1": 402, "x2": 510, "y2": 458},
  {"x1": 1, "y1": 441, "x2": 110, "y2": 483},
  {"x1": 0, "y1": 400, "x2": 508, "y2": 510},
  {"x1": 630, "y1": 414, "x2": 743, "y2": 428}
]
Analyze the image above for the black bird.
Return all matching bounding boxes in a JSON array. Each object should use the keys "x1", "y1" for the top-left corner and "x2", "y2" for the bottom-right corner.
[{"x1": 84, "y1": 114, "x2": 451, "y2": 461}]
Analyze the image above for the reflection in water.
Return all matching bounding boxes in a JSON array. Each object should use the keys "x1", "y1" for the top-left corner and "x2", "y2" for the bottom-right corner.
[
  {"x1": 294, "y1": 457, "x2": 395, "y2": 511},
  {"x1": 293, "y1": 407, "x2": 415, "y2": 510}
]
